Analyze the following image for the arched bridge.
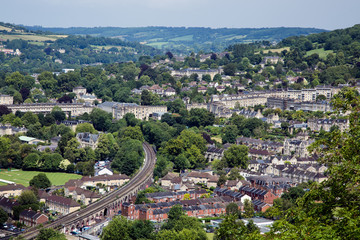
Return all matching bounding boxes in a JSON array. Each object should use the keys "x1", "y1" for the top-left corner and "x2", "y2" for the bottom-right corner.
[{"x1": 21, "y1": 142, "x2": 156, "y2": 239}]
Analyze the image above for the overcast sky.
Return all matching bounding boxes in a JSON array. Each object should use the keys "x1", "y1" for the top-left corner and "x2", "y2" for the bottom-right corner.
[{"x1": 1, "y1": 0, "x2": 359, "y2": 30}]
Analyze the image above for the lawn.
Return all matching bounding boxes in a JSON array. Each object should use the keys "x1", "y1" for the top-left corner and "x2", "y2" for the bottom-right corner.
[
  {"x1": 0, "y1": 169, "x2": 82, "y2": 187},
  {"x1": 262, "y1": 47, "x2": 290, "y2": 54},
  {"x1": 206, "y1": 233, "x2": 214, "y2": 240},
  {"x1": 170, "y1": 35, "x2": 193, "y2": 42},
  {"x1": 305, "y1": 48, "x2": 334, "y2": 59},
  {"x1": 0, "y1": 33, "x2": 66, "y2": 42}
]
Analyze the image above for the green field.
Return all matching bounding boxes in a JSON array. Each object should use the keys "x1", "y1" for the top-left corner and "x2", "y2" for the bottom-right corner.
[
  {"x1": 305, "y1": 48, "x2": 334, "y2": 59},
  {"x1": 206, "y1": 233, "x2": 214, "y2": 240},
  {"x1": 147, "y1": 42, "x2": 169, "y2": 48},
  {"x1": 262, "y1": 47, "x2": 290, "y2": 54},
  {"x1": 170, "y1": 35, "x2": 193, "y2": 42},
  {"x1": 0, "y1": 169, "x2": 82, "y2": 187},
  {"x1": 0, "y1": 33, "x2": 66, "y2": 42}
]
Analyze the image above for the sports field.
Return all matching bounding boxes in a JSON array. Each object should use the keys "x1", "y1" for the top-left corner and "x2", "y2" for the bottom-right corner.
[{"x1": 0, "y1": 169, "x2": 82, "y2": 187}]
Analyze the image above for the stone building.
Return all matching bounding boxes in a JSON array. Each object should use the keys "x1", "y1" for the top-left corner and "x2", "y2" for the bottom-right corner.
[
  {"x1": 45, "y1": 195, "x2": 81, "y2": 215},
  {"x1": 0, "y1": 95, "x2": 13, "y2": 105},
  {"x1": 0, "y1": 124, "x2": 27, "y2": 136},
  {"x1": 98, "y1": 101, "x2": 167, "y2": 120},
  {"x1": 19, "y1": 209, "x2": 48, "y2": 227},
  {"x1": 0, "y1": 184, "x2": 26, "y2": 197},
  {"x1": 76, "y1": 132, "x2": 101, "y2": 150},
  {"x1": 307, "y1": 118, "x2": 349, "y2": 132}
]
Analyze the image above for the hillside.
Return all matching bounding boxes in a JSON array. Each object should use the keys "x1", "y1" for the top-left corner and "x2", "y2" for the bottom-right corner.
[
  {"x1": 0, "y1": 22, "x2": 161, "y2": 73},
  {"x1": 25, "y1": 26, "x2": 327, "y2": 54}
]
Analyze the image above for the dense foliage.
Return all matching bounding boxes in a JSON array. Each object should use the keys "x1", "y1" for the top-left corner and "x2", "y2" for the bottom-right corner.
[{"x1": 26, "y1": 26, "x2": 326, "y2": 54}]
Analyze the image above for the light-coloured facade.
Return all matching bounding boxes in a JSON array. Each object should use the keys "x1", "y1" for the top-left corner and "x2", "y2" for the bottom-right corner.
[
  {"x1": 171, "y1": 68, "x2": 222, "y2": 80},
  {"x1": 6, "y1": 103, "x2": 94, "y2": 117},
  {"x1": 46, "y1": 195, "x2": 81, "y2": 215},
  {"x1": 0, "y1": 95, "x2": 13, "y2": 105},
  {"x1": 0, "y1": 184, "x2": 26, "y2": 197}
]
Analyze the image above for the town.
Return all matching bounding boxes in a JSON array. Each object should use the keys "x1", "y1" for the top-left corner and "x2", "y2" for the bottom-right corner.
[{"x1": 0, "y1": 11, "x2": 358, "y2": 240}]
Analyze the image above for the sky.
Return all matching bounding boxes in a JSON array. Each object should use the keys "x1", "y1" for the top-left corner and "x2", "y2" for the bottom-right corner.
[{"x1": 1, "y1": 0, "x2": 360, "y2": 30}]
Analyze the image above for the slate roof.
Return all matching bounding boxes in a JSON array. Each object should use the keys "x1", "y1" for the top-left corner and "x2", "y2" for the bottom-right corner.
[
  {"x1": 46, "y1": 195, "x2": 80, "y2": 207},
  {"x1": 20, "y1": 209, "x2": 46, "y2": 220},
  {"x1": 0, "y1": 184, "x2": 26, "y2": 191}
]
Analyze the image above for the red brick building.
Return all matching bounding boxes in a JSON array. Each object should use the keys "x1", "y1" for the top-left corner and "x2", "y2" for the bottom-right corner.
[
  {"x1": 19, "y1": 209, "x2": 48, "y2": 227},
  {"x1": 239, "y1": 186, "x2": 278, "y2": 204}
]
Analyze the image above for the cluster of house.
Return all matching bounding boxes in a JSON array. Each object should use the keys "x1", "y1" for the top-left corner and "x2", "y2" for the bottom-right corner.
[
  {"x1": 98, "y1": 101, "x2": 167, "y2": 120},
  {"x1": 159, "y1": 171, "x2": 219, "y2": 191},
  {"x1": 72, "y1": 86, "x2": 103, "y2": 104},
  {"x1": 121, "y1": 190, "x2": 243, "y2": 221},
  {"x1": 0, "y1": 124, "x2": 27, "y2": 136},
  {"x1": 0, "y1": 173, "x2": 130, "y2": 227}
]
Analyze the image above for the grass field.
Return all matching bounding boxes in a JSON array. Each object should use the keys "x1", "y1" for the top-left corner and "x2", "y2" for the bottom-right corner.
[
  {"x1": 305, "y1": 48, "x2": 334, "y2": 59},
  {"x1": 0, "y1": 169, "x2": 82, "y2": 187},
  {"x1": 0, "y1": 26, "x2": 12, "y2": 32},
  {"x1": 147, "y1": 42, "x2": 169, "y2": 48},
  {"x1": 0, "y1": 33, "x2": 66, "y2": 42},
  {"x1": 170, "y1": 35, "x2": 193, "y2": 42},
  {"x1": 206, "y1": 233, "x2": 214, "y2": 240},
  {"x1": 262, "y1": 47, "x2": 290, "y2": 54}
]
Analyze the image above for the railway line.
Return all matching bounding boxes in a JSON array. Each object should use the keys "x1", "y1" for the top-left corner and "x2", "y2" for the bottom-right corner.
[{"x1": 20, "y1": 142, "x2": 156, "y2": 240}]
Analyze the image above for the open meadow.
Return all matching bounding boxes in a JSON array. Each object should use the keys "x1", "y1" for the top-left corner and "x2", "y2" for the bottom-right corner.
[{"x1": 0, "y1": 169, "x2": 82, "y2": 187}]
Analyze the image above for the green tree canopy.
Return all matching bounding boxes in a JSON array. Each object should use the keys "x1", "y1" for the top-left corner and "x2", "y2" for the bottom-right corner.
[{"x1": 29, "y1": 173, "x2": 51, "y2": 189}]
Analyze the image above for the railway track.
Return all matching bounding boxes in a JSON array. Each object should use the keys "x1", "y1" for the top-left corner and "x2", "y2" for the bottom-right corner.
[{"x1": 20, "y1": 142, "x2": 156, "y2": 240}]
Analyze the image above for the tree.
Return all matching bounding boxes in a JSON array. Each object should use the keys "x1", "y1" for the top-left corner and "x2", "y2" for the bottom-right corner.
[
  {"x1": 37, "y1": 228, "x2": 66, "y2": 240},
  {"x1": 223, "y1": 63, "x2": 237, "y2": 76},
  {"x1": 214, "y1": 214, "x2": 247, "y2": 240},
  {"x1": 222, "y1": 125, "x2": 238, "y2": 144},
  {"x1": 101, "y1": 216, "x2": 154, "y2": 240},
  {"x1": 120, "y1": 126, "x2": 144, "y2": 142},
  {"x1": 316, "y1": 94, "x2": 327, "y2": 101},
  {"x1": 223, "y1": 145, "x2": 249, "y2": 169},
  {"x1": 75, "y1": 123, "x2": 97, "y2": 134},
  {"x1": 22, "y1": 153, "x2": 40, "y2": 170},
  {"x1": 243, "y1": 199, "x2": 254, "y2": 218},
  {"x1": 0, "y1": 208, "x2": 8, "y2": 225},
  {"x1": 111, "y1": 139, "x2": 143, "y2": 176},
  {"x1": 0, "y1": 105, "x2": 12, "y2": 117},
  {"x1": 269, "y1": 88, "x2": 360, "y2": 239},
  {"x1": 226, "y1": 202, "x2": 240, "y2": 217},
  {"x1": 18, "y1": 190, "x2": 38, "y2": 205},
  {"x1": 167, "y1": 98, "x2": 186, "y2": 113},
  {"x1": 228, "y1": 167, "x2": 243, "y2": 180},
  {"x1": 90, "y1": 108, "x2": 112, "y2": 131},
  {"x1": 29, "y1": 173, "x2": 51, "y2": 189}
]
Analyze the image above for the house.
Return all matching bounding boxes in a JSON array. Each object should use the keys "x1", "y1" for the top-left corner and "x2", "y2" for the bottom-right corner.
[
  {"x1": 97, "y1": 168, "x2": 113, "y2": 176},
  {"x1": 205, "y1": 147, "x2": 224, "y2": 162},
  {"x1": 185, "y1": 172, "x2": 217, "y2": 187},
  {"x1": 224, "y1": 180, "x2": 250, "y2": 190},
  {"x1": 214, "y1": 188, "x2": 252, "y2": 204},
  {"x1": 0, "y1": 124, "x2": 27, "y2": 136},
  {"x1": 19, "y1": 136, "x2": 44, "y2": 145},
  {"x1": 0, "y1": 197, "x2": 19, "y2": 215},
  {"x1": 46, "y1": 195, "x2": 81, "y2": 215},
  {"x1": 239, "y1": 186, "x2": 279, "y2": 204},
  {"x1": 0, "y1": 184, "x2": 26, "y2": 197},
  {"x1": 164, "y1": 87, "x2": 176, "y2": 96},
  {"x1": 81, "y1": 174, "x2": 130, "y2": 189},
  {"x1": 76, "y1": 132, "x2": 101, "y2": 150},
  {"x1": 65, "y1": 187, "x2": 101, "y2": 205},
  {"x1": 19, "y1": 209, "x2": 48, "y2": 227},
  {"x1": 307, "y1": 118, "x2": 349, "y2": 132},
  {"x1": 148, "y1": 85, "x2": 164, "y2": 95},
  {"x1": 160, "y1": 172, "x2": 179, "y2": 188}
]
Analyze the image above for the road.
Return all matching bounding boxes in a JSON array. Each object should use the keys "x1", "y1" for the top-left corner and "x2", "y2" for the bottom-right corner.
[{"x1": 20, "y1": 142, "x2": 156, "y2": 240}]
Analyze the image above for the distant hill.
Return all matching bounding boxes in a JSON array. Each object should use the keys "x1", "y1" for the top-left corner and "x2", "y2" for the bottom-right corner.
[
  {"x1": 0, "y1": 22, "x2": 160, "y2": 73},
  {"x1": 25, "y1": 26, "x2": 327, "y2": 54}
]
